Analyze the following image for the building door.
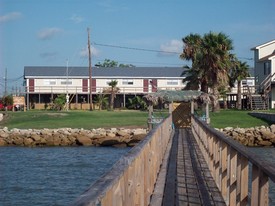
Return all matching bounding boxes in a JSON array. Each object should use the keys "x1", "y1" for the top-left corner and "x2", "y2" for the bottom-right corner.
[
  {"x1": 29, "y1": 79, "x2": 34, "y2": 92},
  {"x1": 172, "y1": 102, "x2": 191, "y2": 128},
  {"x1": 82, "y1": 79, "x2": 88, "y2": 92},
  {"x1": 143, "y1": 79, "x2": 148, "y2": 92},
  {"x1": 152, "y1": 79, "x2": 157, "y2": 92},
  {"x1": 92, "y1": 79, "x2": 96, "y2": 92}
]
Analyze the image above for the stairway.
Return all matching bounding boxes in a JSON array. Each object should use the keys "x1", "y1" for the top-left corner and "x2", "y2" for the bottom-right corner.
[{"x1": 250, "y1": 95, "x2": 267, "y2": 110}]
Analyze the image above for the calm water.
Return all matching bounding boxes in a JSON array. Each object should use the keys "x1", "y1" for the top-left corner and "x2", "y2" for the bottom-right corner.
[
  {"x1": 0, "y1": 146, "x2": 274, "y2": 205},
  {"x1": 0, "y1": 147, "x2": 130, "y2": 206},
  {"x1": 247, "y1": 147, "x2": 275, "y2": 204}
]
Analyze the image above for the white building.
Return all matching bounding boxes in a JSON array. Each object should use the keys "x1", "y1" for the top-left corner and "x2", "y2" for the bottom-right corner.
[
  {"x1": 24, "y1": 66, "x2": 186, "y2": 110},
  {"x1": 251, "y1": 39, "x2": 275, "y2": 108}
]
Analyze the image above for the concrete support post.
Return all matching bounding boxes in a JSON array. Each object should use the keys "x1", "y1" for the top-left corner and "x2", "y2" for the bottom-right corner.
[
  {"x1": 191, "y1": 100, "x2": 194, "y2": 114},
  {"x1": 148, "y1": 104, "x2": 153, "y2": 130},
  {"x1": 206, "y1": 102, "x2": 210, "y2": 124}
]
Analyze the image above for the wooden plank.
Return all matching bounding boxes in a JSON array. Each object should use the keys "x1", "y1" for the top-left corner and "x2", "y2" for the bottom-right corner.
[
  {"x1": 229, "y1": 148, "x2": 237, "y2": 206},
  {"x1": 150, "y1": 129, "x2": 174, "y2": 206},
  {"x1": 220, "y1": 142, "x2": 229, "y2": 202},
  {"x1": 162, "y1": 130, "x2": 178, "y2": 205},
  {"x1": 240, "y1": 156, "x2": 248, "y2": 206},
  {"x1": 251, "y1": 165, "x2": 259, "y2": 206},
  {"x1": 259, "y1": 170, "x2": 269, "y2": 206}
]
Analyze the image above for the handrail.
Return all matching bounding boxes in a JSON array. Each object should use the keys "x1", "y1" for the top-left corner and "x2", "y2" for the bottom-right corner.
[
  {"x1": 70, "y1": 115, "x2": 173, "y2": 206},
  {"x1": 191, "y1": 115, "x2": 275, "y2": 206},
  {"x1": 24, "y1": 86, "x2": 184, "y2": 94},
  {"x1": 260, "y1": 73, "x2": 275, "y2": 95}
]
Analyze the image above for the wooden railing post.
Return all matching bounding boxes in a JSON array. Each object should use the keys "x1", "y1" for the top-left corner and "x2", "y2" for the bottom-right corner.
[{"x1": 190, "y1": 115, "x2": 274, "y2": 206}]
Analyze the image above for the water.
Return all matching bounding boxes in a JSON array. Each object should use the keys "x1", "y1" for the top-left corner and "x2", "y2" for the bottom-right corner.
[
  {"x1": 247, "y1": 147, "x2": 275, "y2": 204},
  {"x1": 0, "y1": 147, "x2": 130, "y2": 206},
  {"x1": 0, "y1": 146, "x2": 274, "y2": 205}
]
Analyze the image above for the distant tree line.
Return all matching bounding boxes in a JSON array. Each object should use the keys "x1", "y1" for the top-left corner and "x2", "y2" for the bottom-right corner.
[{"x1": 95, "y1": 59, "x2": 135, "y2": 68}]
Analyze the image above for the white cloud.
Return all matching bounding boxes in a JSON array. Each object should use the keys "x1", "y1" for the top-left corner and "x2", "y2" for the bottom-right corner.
[
  {"x1": 0, "y1": 12, "x2": 22, "y2": 23},
  {"x1": 70, "y1": 14, "x2": 84, "y2": 24},
  {"x1": 80, "y1": 46, "x2": 100, "y2": 58},
  {"x1": 37, "y1": 27, "x2": 63, "y2": 40},
  {"x1": 159, "y1": 39, "x2": 182, "y2": 56}
]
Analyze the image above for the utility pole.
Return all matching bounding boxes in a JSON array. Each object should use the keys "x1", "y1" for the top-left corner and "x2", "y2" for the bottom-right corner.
[
  {"x1": 4, "y1": 68, "x2": 7, "y2": 96},
  {"x1": 66, "y1": 59, "x2": 69, "y2": 112},
  {"x1": 87, "y1": 28, "x2": 93, "y2": 111}
]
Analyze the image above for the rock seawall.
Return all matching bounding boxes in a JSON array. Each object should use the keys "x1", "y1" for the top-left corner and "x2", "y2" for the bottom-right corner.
[
  {"x1": 0, "y1": 127, "x2": 148, "y2": 147},
  {"x1": 218, "y1": 125, "x2": 275, "y2": 147}
]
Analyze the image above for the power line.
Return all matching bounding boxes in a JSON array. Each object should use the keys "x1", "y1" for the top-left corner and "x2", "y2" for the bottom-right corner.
[
  {"x1": 92, "y1": 42, "x2": 253, "y2": 62},
  {"x1": 92, "y1": 42, "x2": 181, "y2": 54}
]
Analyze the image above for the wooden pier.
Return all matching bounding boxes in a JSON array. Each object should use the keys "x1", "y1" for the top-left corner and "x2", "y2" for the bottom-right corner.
[
  {"x1": 71, "y1": 106, "x2": 275, "y2": 206},
  {"x1": 151, "y1": 128, "x2": 226, "y2": 206}
]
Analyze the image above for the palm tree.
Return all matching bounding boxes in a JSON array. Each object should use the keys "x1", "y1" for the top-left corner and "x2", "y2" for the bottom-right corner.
[
  {"x1": 180, "y1": 33, "x2": 208, "y2": 93},
  {"x1": 94, "y1": 93, "x2": 108, "y2": 110},
  {"x1": 197, "y1": 32, "x2": 234, "y2": 112},
  {"x1": 230, "y1": 61, "x2": 250, "y2": 109},
  {"x1": 181, "y1": 32, "x2": 234, "y2": 112},
  {"x1": 107, "y1": 80, "x2": 119, "y2": 111}
]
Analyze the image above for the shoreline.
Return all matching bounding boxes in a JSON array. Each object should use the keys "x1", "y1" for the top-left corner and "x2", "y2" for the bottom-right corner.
[{"x1": 0, "y1": 127, "x2": 148, "y2": 147}]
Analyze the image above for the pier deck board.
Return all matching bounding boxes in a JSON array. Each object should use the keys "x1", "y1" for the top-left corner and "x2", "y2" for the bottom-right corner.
[{"x1": 151, "y1": 128, "x2": 226, "y2": 206}]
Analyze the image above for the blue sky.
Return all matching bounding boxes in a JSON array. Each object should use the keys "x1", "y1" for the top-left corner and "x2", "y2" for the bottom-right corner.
[{"x1": 0, "y1": 0, "x2": 275, "y2": 93}]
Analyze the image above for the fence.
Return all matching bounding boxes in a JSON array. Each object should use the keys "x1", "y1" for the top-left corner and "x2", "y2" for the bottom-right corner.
[
  {"x1": 70, "y1": 115, "x2": 173, "y2": 206},
  {"x1": 191, "y1": 115, "x2": 275, "y2": 206}
]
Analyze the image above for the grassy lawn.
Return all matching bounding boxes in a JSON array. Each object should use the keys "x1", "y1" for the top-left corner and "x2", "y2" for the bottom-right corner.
[
  {"x1": 0, "y1": 109, "x2": 271, "y2": 130},
  {"x1": 0, "y1": 110, "x2": 149, "y2": 129},
  {"x1": 209, "y1": 109, "x2": 271, "y2": 128}
]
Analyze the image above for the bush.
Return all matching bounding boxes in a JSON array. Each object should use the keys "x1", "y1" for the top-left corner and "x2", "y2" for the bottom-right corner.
[
  {"x1": 53, "y1": 94, "x2": 66, "y2": 111},
  {"x1": 127, "y1": 96, "x2": 147, "y2": 110}
]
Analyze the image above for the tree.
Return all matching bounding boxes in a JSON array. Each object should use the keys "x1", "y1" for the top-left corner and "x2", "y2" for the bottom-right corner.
[
  {"x1": 96, "y1": 59, "x2": 136, "y2": 68},
  {"x1": 94, "y1": 93, "x2": 108, "y2": 110},
  {"x1": 107, "y1": 80, "x2": 119, "y2": 111},
  {"x1": 230, "y1": 61, "x2": 250, "y2": 109},
  {"x1": 2, "y1": 95, "x2": 13, "y2": 107},
  {"x1": 180, "y1": 32, "x2": 234, "y2": 112},
  {"x1": 200, "y1": 32, "x2": 234, "y2": 112},
  {"x1": 180, "y1": 33, "x2": 208, "y2": 92},
  {"x1": 96, "y1": 59, "x2": 118, "y2": 67},
  {"x1": 119, "y1": 63, "x2": 135, "y2": 68}
]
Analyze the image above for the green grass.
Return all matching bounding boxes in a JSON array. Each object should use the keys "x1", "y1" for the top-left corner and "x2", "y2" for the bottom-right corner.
[
  {"x1": 209, "y1": 109, "x2": 271, "y2": 128},
  {"x1": 1, "y1": 109, "x2": 271, "y2": 130},
  {"x1": 0, "y1": 110, "x2": 149, "y2": 129}
]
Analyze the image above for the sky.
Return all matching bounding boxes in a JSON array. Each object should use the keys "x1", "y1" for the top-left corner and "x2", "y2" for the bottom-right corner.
[{"x1": 0, "y1": 0, "x2": 275, "y2": 94}]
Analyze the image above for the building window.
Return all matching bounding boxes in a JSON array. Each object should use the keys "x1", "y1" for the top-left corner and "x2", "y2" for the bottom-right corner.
[
  {"x1": 122, "y1": 79, "x2": 134, "y2": 85},
  {"x1": 61, "y1": 79, "x2": 72, "y2": 85},
  {"x1": 44, "y1": 79, "x2": 56, "y2": 85},
  {"x1": 264, "y1": 62, "x2": 271, "y2": 75},
  {"x1": 247, "y1": 80, "x2": 254, "y2": 86},
  {"x1": 167, "y1": 79, "x2": 179, "y2": 85}
]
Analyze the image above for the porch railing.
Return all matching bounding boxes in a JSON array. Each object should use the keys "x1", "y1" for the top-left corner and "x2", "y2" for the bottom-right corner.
[{"x1": 191, "y1": 115, "x2": 275, "y2": 206}]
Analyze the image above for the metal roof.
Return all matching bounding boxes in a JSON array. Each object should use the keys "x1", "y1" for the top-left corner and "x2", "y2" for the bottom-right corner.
[{"x1": 24, "y1": 66, "x2": 186, "y2": 78}]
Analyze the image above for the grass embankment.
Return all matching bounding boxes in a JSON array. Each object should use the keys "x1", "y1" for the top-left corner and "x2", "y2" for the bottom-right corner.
[
  {"x1": 210, "y1": 110, "x2": 271, "y2": 128},
  {"x1": 0, "y1": 110, "x2": 149, "y2": 130},
  {"x1": 0, "y1": 109, "x2": 271, "y2": 130}
]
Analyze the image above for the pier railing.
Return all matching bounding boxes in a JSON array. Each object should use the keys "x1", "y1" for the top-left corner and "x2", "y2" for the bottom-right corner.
[
  {"x1": 71, "y1": 115, "x2": 173, "y2": 206},
  {"x1": 191, "y1": 115, "x2": 275, "y2": 206}
]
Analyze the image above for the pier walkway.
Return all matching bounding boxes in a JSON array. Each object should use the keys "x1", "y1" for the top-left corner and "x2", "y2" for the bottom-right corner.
[
  {"x1": 71, "y1": 111, "x2": 274, "y2": 206},
  {"x1": 150, "y1": 128, "x2": 225, "y2": 206}
]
